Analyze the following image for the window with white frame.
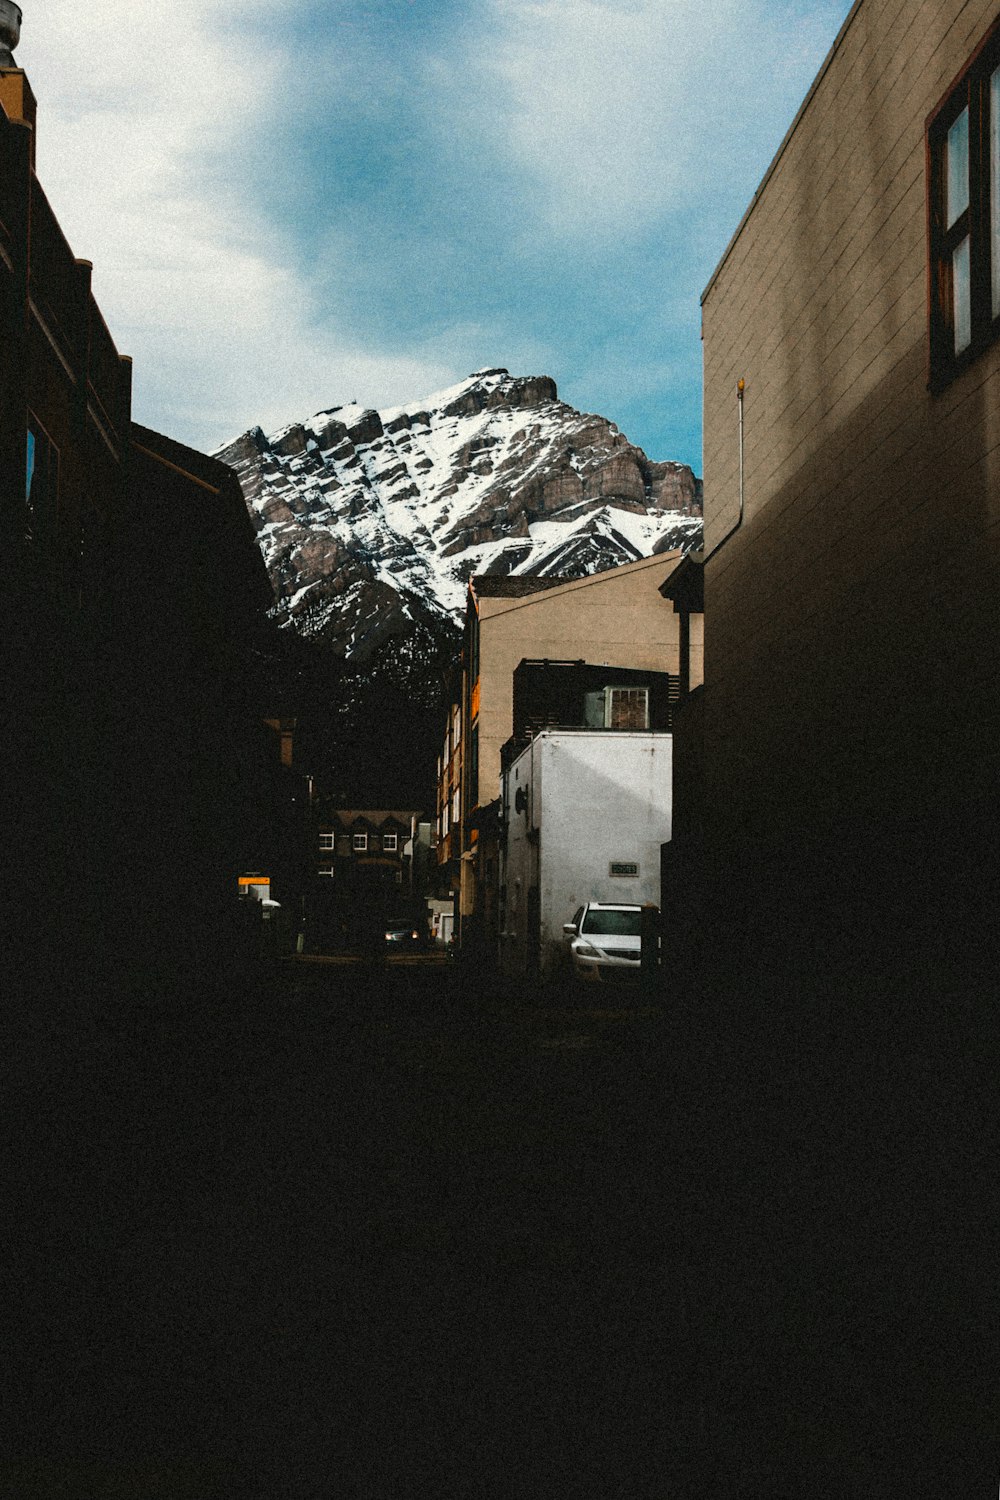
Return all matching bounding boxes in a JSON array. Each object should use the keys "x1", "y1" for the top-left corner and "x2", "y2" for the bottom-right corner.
[
  {"x1": 583, "y1": 685, "x2": 650, "y2": 730},
  {"x1": 353, "y1": 833, "x2": 368, "y2": 852},
  {"x1": 608, "y1": 686, "x2": 649, "y2": 730},
  {"x1": 319, "y1": 833, "x2": 335, "y2": 850},
  {"x1": 383, "y1": 833, "x2": 398, "y2": 852},
  {"x1": 318, "y1": 864, "x2": 334, "y2": 877}
]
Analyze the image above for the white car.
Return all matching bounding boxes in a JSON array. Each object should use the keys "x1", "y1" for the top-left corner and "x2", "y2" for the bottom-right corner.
[{"x1": 563, "y1": 902, "x2": 643, "y2": 983}]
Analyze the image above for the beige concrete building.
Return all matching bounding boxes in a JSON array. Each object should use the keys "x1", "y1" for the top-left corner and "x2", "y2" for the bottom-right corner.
[
  {"x1": 469, "y1": 553, "x2": 700, "y2": 808},
  {"x1": 681, "y1": 8, "x2": 1000, "y2": 1490},
  {"x1": 690, "y1": 0, "x2": 1000, "y2": 973},
  {"x1": 437, "y1": 552, "x2": 703, "y2": 945}
]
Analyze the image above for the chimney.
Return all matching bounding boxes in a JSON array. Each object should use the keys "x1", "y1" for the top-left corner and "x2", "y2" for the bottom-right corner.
[
  {"x1": 0, "y1": 2, "x2": 21, "y2": 68},
  {"x1": 264, "y1": 717, "x2": 296, "y2": 769},
  {"x1": 0, "y1": 3, "x2": 36, "y2": 164}
]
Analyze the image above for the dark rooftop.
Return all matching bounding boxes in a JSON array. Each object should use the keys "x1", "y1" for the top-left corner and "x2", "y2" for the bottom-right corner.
[
  {"x1": 658, "y1": 552, "x2": 704, "y2": 610},
  {"x1": 470, "y1": 575, "x2": 572, "y2": 599},
  {"x1": 132, "y1": 423, "x2": 240, "y2": 494}
]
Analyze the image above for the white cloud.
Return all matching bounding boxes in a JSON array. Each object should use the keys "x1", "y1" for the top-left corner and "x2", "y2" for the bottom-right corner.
[
  {"x1": 462, "y1": 0, "x2": 848, "y2": 241},
  {"x1": 12, "y1": 0, "x2": 851, "y2": 458},
  {"x1": 16, "y1": 0, "x2": 458, "y2": 449}
]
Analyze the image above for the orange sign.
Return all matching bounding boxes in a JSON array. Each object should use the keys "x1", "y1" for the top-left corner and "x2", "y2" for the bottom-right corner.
[{"x1": 238, "y1": 876, "x2": 270, "y2": 887}]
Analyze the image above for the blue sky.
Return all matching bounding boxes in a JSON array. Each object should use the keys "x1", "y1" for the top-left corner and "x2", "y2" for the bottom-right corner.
[{"x1": 21, "y1": 0, "x2": 853, "y2": 471}]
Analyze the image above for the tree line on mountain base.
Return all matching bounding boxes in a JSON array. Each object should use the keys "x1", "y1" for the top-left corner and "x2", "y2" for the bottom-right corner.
[{"x1": 254, "y1": 617, "x2": 462, "y2": 812}]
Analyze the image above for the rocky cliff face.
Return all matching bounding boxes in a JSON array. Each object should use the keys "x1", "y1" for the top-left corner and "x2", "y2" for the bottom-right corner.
[{"x1": 216, "y1": 369, "x2": 702, "y2": 658}]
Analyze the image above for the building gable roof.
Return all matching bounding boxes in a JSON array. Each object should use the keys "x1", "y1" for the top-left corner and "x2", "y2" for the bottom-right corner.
[
  {"x1": 470, "y1": 552, "x2": 685, "y2": 616},
  {"x1": 322, "y1": 810, "x2": 423, "y2": 828}
]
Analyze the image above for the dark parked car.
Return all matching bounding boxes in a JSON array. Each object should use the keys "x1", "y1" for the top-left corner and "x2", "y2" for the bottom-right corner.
[{"x1": 384, "y1": 918, "x2": 427, "y2": 949}]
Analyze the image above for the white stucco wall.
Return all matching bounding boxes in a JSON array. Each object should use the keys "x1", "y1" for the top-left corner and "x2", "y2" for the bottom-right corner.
[{"x1": 500, "y1": 730, "x2": 672, "y2": 978}]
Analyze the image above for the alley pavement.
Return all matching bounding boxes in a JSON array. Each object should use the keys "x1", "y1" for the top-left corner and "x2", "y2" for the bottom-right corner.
[{"x1": 7, "y1": 953, "x2": 995, "y2": 1497}]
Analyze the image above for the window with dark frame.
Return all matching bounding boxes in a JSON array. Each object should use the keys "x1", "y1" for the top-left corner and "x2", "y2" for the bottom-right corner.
[
  {"x1": 466, "y1": 725, "x2": 479, "y2": 820},
  {"x1": 928, "y1": 16, "x2": 1000, "y2": 386},
  {"x1": 25, "y1": 416, "x2": 59, "y2": 543}
]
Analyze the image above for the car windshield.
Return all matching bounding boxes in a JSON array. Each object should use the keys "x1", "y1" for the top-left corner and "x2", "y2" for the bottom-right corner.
[{"x1": 581, "y1": 908, "x2": 641, "y2": 937}]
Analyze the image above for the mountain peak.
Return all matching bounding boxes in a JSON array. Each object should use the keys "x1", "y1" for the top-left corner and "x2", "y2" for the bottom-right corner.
[{"x1": 217, "y1": 374, "x2": 702, "y2": 659}]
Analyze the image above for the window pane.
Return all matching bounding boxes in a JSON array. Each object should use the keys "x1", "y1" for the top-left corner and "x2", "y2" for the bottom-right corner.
[
  {"x1": 581, "y1": 908, "x2": 642, "y2": 937},
  {"x1": 954, "y1": 235, "x2": 972, "y2": 353},
  {"x1": 583, "y1": 690, "x2": 605, "y2": 728},
  {"x1": 992, "y1": 67, "x2": 1000, "y2": 317},
  {"x1": 608, "y1": 687, "x2": 649, "y2": 730},
  {"x1": 947, "y1": 107, "x2": 970, "y2": 227}
]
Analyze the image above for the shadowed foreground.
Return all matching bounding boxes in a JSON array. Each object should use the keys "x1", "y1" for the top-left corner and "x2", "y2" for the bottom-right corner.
[{"x1": 7, "y1": 956, "x2": 994, "y2": 1497}]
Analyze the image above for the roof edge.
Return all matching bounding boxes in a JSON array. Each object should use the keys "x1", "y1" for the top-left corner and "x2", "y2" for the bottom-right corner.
[
  {"x1": 132, "y1": 422, "x2": 238, "y2": 493},
  {"x1": 701, "y1": 0, "x2": 865, "y2": 307},
  {"x1": 475, "y1": 550, "x2": 686, "y2": 616}
]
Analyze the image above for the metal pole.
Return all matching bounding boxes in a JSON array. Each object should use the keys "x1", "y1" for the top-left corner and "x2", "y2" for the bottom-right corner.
[
  {"x1": 640, "y1": 902, "x2": 660, "y2": 995},
  {"x1": 737, "y1": 377, "x2": 745, "y2": 527}
]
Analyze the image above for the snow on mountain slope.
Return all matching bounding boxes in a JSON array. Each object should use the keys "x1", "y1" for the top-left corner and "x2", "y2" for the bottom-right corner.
[{"x1": 216, "y1": 369, "x2": 702, "y2": 658}]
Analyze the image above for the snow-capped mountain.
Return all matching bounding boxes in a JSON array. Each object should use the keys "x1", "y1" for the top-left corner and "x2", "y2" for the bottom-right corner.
[{"x1": 216, "y1": 369, "x2": 702, "y2": 658}]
